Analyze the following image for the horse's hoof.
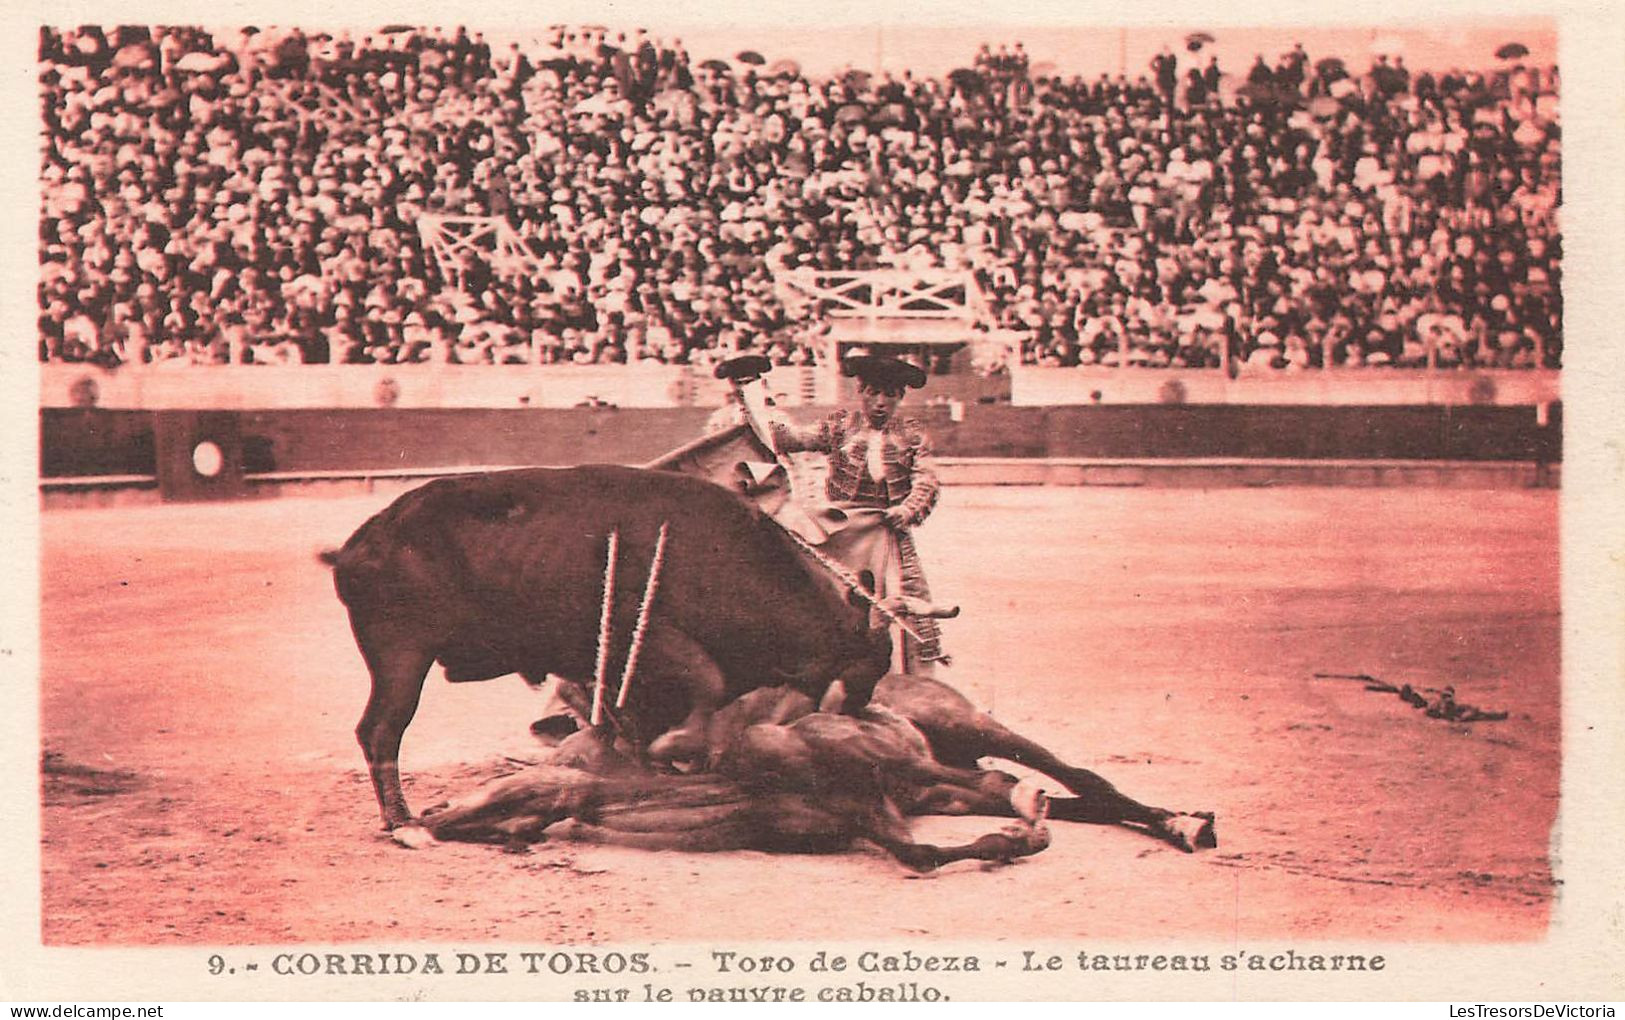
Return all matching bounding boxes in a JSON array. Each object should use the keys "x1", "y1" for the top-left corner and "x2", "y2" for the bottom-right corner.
[
  {"x1": 1193, "y1": 812, "x2": 1218, "y2": 850},
  {"x1": 1157, "y1": 813, "x2": 1214, "y2": 853},
  {"x1": 389, "y1": 824, "x2": 435, "y2": 850},
  {"x1": 999, "y1": 822, "x2": 1051, "y2": 857},
  {"x1": 1009, "y1": 782, "x2": 1050, "y2": 824}
]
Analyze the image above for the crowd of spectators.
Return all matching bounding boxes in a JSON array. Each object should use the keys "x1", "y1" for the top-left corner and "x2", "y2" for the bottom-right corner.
[{"x1": 38, "y1": 24, "x2": 1561, "y2": 370}]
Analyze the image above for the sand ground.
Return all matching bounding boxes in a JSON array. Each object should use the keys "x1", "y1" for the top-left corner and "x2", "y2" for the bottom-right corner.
[{"x1": 39, "y1": 484, "x2": 1559, "y2": 945}]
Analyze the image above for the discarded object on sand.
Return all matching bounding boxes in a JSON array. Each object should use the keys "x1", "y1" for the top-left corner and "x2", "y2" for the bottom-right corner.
[{"x1": 1314, "y1": 673, "x2": 1509, "y2": 723}]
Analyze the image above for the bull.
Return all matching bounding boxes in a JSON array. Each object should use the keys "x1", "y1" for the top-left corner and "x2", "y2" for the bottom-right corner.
[{"x1": 325, "y1": 463, "x2": 895, "y2": 833}]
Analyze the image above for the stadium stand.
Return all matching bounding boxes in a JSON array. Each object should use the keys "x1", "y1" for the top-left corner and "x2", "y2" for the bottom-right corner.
[{"x1": 38, "y1": 25, "x2": 1561, "y2": 372}]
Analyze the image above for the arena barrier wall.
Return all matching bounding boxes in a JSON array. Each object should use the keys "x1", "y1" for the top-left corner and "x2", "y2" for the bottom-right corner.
[
  {"x1": 40, "y1": 402, "x2": 1561, "y2": 504},
  {"x1": 39, "y1": 363, "x2": 699, "y2": 411},
  {"x1": 924, "y1": 404, "x2": 1561, "y2": 462},
  {"x1": 151, "y1": 411, "x2": 248, "y2": 502},
  {"x1": 40, "y1": 363, "x2": 1558, "y2": 412},
  {"x1": 1010, "y1": 366, "x2": 1560, "y2": 408}
]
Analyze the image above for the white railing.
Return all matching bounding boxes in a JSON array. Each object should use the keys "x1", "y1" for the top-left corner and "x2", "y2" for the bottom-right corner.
[
  {"x1": 775, "y1": 268, "x2": 986, "y2": 322},
  {"x1": 416, "y1": 215, "x2": 540, "y2": 286}
]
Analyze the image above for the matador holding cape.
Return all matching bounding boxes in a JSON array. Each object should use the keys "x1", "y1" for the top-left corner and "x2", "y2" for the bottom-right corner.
[{"x1": 768, "y1": 354, "x2": 950, "y2": 673}]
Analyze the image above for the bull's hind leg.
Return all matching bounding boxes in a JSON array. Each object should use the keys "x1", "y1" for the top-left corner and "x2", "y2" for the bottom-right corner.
[
  {"x1": 635, "y1": 626, "x2": 727, "y2": 767},
  {"x1": 352, "y1": 615, "x2": 437, "y2": 832}
]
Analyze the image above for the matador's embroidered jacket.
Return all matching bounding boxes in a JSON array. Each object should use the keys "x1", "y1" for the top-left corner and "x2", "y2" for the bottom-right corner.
[
  {"x1": 770, "y1": 410, "x2": 941, "y2": 526},
  {"x1": 771, "y1": 409, "x2": 946, "y2": 667}
]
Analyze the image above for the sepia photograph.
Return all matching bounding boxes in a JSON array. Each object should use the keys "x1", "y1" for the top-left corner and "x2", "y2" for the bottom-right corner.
[{"x1": 6, "y1": 0, "x2": 1623, "y2": 1004}]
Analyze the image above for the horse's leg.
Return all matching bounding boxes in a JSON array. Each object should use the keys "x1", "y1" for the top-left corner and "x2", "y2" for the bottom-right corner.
[
  {"x1": 880, "y1": 673, "x2": 1165, "y2": 812},
  {"x1": 878, "y1": 675, "x2": 1216, "y2": 851},
  {"x1": 881, "y1": 827, "x2": 1053, "y2": 872},
  {"x1": 905, "y1": 770, "x2": 1029, "y2": 817},
  {"x1": 883, "y1": 749, "x2": 1002, "y2": 794},
  {"x1": 885, "y1": 772, "x2": 1212, "y2": 865},
  {"x1": 419, "y1": 767, "x2": 597, "y2": 844},
  {"x1": 859, "y1": 796, "x2": 1051, "y2": 873},
  {"x1": 949, "y1": 739, "x2": 1216, "y2": 851},
  {"x1": 907, "y1": 774, "x2": 1214, "y2": 853},
  {"x1": 351, "y1": 613, "x2": 437, "y2": 832},
  {"x1": 945, "y1": 735, "x2": 1216, "y2": 851}
]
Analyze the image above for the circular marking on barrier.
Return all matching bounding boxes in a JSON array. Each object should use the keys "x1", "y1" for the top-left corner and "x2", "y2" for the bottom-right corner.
[
  {"x1": 69, "y1": 376, "x2": 100, "y2": 408},
  {"x1": 192, "y1": 441, "x2": 224, "y2": 478},
  {"x1": 1468, "y1": 377, "x2": 1498, "y2": 406}
]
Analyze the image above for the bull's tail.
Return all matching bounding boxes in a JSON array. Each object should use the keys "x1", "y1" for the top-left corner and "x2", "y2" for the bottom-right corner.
[{"x1": 316, "y1": 548, "x2": 342, "y2": 568}]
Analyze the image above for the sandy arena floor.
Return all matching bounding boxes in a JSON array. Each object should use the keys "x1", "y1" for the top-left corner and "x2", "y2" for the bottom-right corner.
[{"x1": 39, "y1": 484, "x2": 1559, "y2": 945}]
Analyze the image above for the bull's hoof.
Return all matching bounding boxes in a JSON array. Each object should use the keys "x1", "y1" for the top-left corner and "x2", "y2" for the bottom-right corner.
[
  {"x1": 1154, "y1": 813, "x2": 1216, "y2": 853},
  {"x1": 389, "y1": 823, "x2": 436, "y2": 850}
]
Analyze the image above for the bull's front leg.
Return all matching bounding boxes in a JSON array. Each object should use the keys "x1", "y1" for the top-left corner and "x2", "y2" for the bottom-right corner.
[
  {"x1": 350, "y1": 617, "x2": 436, "y2": 835},
  {"x1": 635, "y1": 625, "x2": 727, "y2": 767}
]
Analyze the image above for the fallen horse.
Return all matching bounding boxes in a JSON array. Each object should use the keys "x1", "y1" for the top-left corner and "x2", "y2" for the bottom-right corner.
[
  {"x1": 419, "y1": 673, "x2": 1215, "y2": 866},
  {"x1": 418, "y1": 766, "x2": 1052, "y2": 873}
]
